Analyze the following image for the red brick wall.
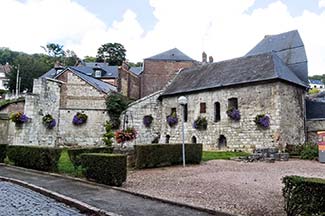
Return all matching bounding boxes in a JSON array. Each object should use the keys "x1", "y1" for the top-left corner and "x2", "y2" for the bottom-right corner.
[
  {"x1": 140, "y1": 60, "x2": 194, "y2": 97},
  {"x1": 118, "y1": 68, "x2": 140, "y2": 100}
]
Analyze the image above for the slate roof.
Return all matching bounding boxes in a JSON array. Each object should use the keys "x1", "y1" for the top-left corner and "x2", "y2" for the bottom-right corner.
[
  {"x1": 161, "y1": 52, "x2": 307, "y2": 97},
  {"x1": 246, "y1": 30, "x2": 308, "y2": 84},
  {"x1": 309, "y1": 79, "x2": 324, "y2": 85},
  {"x1": 306, "y1": 100, "x2": 325, "y2": 119},
  {"x1": 41, "y1": 68, "x2": 58, "y2": 79},
  {"x1": 54, "y1": 67, "x2": 116, "y2": 94},
  {"x1": 145, "y1": 48, "x2": 194, "y2": 61},
  {"x1": 129, "y1": 67, "x2": 143, "y2": 75}
]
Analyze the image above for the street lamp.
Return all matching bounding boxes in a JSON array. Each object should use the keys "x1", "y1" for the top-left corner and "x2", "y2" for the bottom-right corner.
[{"x1": 178, "y1": 96, "x2": 187, "y2": 167}]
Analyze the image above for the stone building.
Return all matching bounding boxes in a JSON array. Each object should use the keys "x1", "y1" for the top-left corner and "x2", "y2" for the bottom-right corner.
[
  {"x1": 4, "y1": 66, "x2": 116, "y2": 146},
  {"x1": 139, "y1": 48, "x2": 196, "y2": 98},
  {"x1": 124, "y1": 30, "x2": 309, "y2": 150},
  {"x1": 0, "y1": 63, "x2": 11, "y2": 91}
]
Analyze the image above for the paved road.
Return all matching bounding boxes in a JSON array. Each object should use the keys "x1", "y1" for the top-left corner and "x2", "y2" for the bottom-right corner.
[
  {"x1": 0, "y1": 181, "x2": 83, "y2": 216},
  {"x1": 0, "y1": 166, "x2": 219, "y2": 216}
]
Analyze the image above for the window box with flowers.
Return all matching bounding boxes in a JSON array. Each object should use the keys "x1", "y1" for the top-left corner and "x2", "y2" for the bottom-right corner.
[
  {"x1": 10, "y1": 112, "x2": 29, "y2": 125},
  {"x1": 115, "y1": 127, "x2": 137, "y2": 143},
  {"x1": 143, "y1": 115, "x2": 153, "y2": 128},
  {"x1": 166, "y1": 112, "x2": 178, "y2": 127},
  {"x1": 72, "y1": 112, "x2": 88, "y2": 125},
  {"x1": 193, "y1": 116, "x2": 208, "y2": 130},
  {"x1": 254, "y1": 114, "x2": 270, "y2": 129},
  {"x1": 42, "y1": 114, "x2": 56, "y2": 129},
  {"x1": 226, "y1": 108, "x2": 240, "y2": 121}
]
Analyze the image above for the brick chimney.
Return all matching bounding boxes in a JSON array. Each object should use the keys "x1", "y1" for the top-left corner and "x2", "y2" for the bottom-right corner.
[
  {"x1": 202, "y1": 52, "x2": 207, "y2": 63},
  {"x1": 209, "y1": 56, "x2": 213, "y2": 63}
]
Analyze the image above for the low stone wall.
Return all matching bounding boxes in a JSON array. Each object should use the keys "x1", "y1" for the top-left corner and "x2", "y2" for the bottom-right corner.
[
  {"x1": 0, "y1": 113, "x2": 9, "y2": 144},
  {"x1": 306, "y1": 119, "x2": 325, "y2": 144}
]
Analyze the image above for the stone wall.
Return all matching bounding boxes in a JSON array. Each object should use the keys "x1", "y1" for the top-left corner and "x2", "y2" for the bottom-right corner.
[
  {"x1": 306, "y1": 120, "x2": 325, "y2": 144},
  {"x1": 140, "y1": 60, "x2": 194, "y2": 98},
  {"x1": 7, "y1": 78, "x2": 61, "y2": 146},
  {"x1": 120, "y1": 91, "x2": 163, "y2": 145},
  {"x1": 0, "y1": 113, "x2": 9, "y2": 144},
  {"x1": 58, "y1": 109, "x2": 110, "y2": 146},
  {"x1": 159, "y1": 81, "x2": 306, "y2": 150},
  {"x1": 0, "y1": 100, "x2": 25, "y2": 113}
]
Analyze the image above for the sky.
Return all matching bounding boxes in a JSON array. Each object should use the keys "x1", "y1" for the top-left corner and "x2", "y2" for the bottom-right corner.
[{"x1": 1, "y1": 0, "x2": 325, "y2": 76}]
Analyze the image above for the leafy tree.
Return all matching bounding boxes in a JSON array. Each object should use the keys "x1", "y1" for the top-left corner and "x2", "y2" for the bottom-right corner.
[
  {"x1": 106, "y1": 92, "x2": 131, "y2": 129},
  {"x1": 83, "y1": 56, "x2": 97, "y2": 63},
  {"x1": 128, "y1": 61, "x2": 143, "y2": 67},
  {"x1": 308, "y1": 87, "x2": 320, "y2": 95},
  {"x1": 41, "y1": 43, "x2": 66, "y2": 57},
  {"x1": 96, "y1": 43, "x2": 126, "y2": 66},
  {"x1": 309, "y1": 75, "x2": 325, "y2": 84},
  {"x1": 0, "y1": 47, "x2": 19, "y2": 65}
]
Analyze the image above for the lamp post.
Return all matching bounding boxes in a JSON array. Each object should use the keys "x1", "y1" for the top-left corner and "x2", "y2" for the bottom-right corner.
[{"x1": 178, "y1": 96, "x2": 187, "y2": 167}]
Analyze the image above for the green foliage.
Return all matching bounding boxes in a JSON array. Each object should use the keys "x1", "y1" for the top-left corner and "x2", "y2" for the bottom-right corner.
[
  {"x1": 96, "y1": 42, "x2": 126, "y2": 66},
  {"x1": 193, "y1": 116, "x2": 208, "y2": 130},
  {"x1": 67, "y1": 147, "x2": 113, "y2": 168},
  {"x1": 83, "y1": 56, "x2": 97, "y2": 62},
  {"x1": 7, "y1": 145, "x2": 62, "y2": 171},
  {"x1": 202, "y1": 151, "x2": 251, "y2": 161},
  {"x1": 128, "y1": 62, "x2": 143, "y2": 67},
  {"x1": 283, "y1": 175, "x2": 325, "y2": 216},
  {"x1": 106, "y1": 92, "x2": 131, "y2": 129},
  {"x1": 102, "y1": 121, "x2": 114, "y2": 146},
  {"x1": 134, "y1": 144, "x2": 202, "y2": 169},
  {"x1": 300, "y1": 143, "x2": 318, "y2": 160},
  {"x1": 41, "y1": 43, "x2": 66, "y2": 57},
  {"x1": 308, "y1": 87, "x2": 320, "y2": 95},
  {"x1": 81, "y1": 153, "x2": 127, "y2": 186},
  {"x1": 309, "y1": 75, "x2": 325, "y2": 84},
  {"x1": 0, "y1": 47, "x2": 19, "y2": 65},
  {"x1": 0, "y1": 144, "x2": 8, "y2": 163}
]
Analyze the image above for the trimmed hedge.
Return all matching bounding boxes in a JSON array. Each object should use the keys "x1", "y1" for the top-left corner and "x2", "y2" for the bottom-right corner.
[
  {"x1": 80, "y1": 153, "x2": 127, "y2": 186},
  {"x1": 134, "y1": 143, "x2": 202, "y2": 169},
  {"x1": 283, "y1": 175, "x2": 325, "y2": 216},
  {"x1": 7, "y1": 145, "x2": 62, "y2": 171},
  {"x1": 67, "y1": 147, "x2": 113, "y2": 168},
  {"x1": 0, "y1": 144, "x2": 7, "y2": 163}
]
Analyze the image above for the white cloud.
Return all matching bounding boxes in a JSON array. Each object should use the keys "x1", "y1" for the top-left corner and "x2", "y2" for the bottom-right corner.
[{"x1": 1, "y1": 0, "x2": 325, "y2": 75}]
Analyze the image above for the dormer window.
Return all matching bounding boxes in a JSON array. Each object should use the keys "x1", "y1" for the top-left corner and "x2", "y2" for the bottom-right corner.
[{"x1": 94, "y1": 69, "x2": 102, "y2": 78}]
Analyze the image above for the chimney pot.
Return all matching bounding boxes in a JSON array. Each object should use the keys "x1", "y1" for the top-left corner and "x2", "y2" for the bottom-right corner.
[
  {"x1": 202, "y1": 52, "x2": 207, "y2": 63},
  {"x1": 209, "y1": 56, "x2": 213, "y2": 63}
]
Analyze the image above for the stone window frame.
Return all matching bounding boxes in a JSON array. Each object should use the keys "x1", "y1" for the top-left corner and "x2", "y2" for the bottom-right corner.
[
  {"x1": 228, "y1": 97, "x2": 238, "y2": 110},
  {"x1": 200, "y1": 102, "x2": 206, "y2": 113},
  {"x1": 214, "y1": 102, "x2": 221, "y2": 122}
]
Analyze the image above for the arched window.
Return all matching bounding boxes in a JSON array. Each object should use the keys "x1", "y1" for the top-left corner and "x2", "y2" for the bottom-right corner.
[
  {"x1": 218, "y1": 135, "x2": 227, "y2": 149},
  {"x1": 165, "y1": 135, "x2": 170, "y2": 144},
  {"x1": 191, "y1": 136, "x2": 197, "y2": 144},
  {"x1": 214, "y1": 102, "x2": 220, "y2": 122}
]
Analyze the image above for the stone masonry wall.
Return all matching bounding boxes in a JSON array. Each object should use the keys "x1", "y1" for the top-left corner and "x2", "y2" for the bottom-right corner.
[
  {"x1": 119, "y1": 91, "x2": 163, "y2": 145},
  {"x1": 160, "y1": 81, "x2": 305, "y2": 150},
  {"x1": 0, "y1": 113, "x2": 9, "y2": 144},
  {"x1": 306, "y1": 120, "x2": 325, "y2": 144},
  {"x1": 8, "y1": 78, "x2": 61, "y2": 146},
  {"x1": 140, "y1": 60, "x2": 194, "y2": 98}
]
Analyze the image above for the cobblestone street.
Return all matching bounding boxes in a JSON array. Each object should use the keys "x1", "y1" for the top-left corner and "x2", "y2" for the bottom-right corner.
[{"x1": 0, "y1": 181, "x2": 84, "y2": 216}]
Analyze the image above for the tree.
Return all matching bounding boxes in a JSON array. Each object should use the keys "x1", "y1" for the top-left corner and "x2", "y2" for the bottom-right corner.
[
  {"x1": 308, "y1": 87, "x2": 320, "y2": 95},
  {"x1": 83, "y1": 56, "x2": 97, "y2": 63},
  {"x1": 128, "y1": 61, "x2": 143, "y2": 67},
  {"x1": 0, "y1": 47, "x2": 19, "y2": 65},
  {"x1": 96, "y1": 43, "x2": 126, "y2": 66},
  {"x1": 41, "y1": 43, "x2": 66, "y2": 57}
]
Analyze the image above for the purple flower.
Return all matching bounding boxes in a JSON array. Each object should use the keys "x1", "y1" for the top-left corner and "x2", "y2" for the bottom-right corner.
[
  {"x1": 227, "y1": 108, "x2": 240, "y2": 121},
  {"x1": 167, "y1": 114, "x2": 178, "y2": 127},
  {"x1": 72, "y1": 112, "x2": 87, "y2": 125},
  {"x1": 48, "y1": 119, "x2": 56, "y2": 129},
  {"x1": 143, "y1": 115, "x2": 153, "y2": 128},
  {"x1": 19, "y1": 114, "x2": 28, "y2": 123},
  {"x1": 255, "y1": 114, "x2": 270, "y2": 129}
]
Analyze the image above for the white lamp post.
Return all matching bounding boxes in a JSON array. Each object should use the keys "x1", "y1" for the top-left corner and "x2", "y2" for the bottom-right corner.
[{"x1": 178, "y1": 96, "x2": 188, "y2": 167}]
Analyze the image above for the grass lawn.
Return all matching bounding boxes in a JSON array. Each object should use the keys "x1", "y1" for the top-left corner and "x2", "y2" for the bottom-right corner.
[
  {"x1": 57, "y1": 149, "x2": 83, "y2": 177},
  {"x1": 202, "y1": 151, "x2": 251, "y2": 161}
]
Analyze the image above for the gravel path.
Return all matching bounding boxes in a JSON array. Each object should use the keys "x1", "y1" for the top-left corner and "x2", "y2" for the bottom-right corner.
[
  {"x1": 0, "y1": 181, "x2": 83, "y2": 216},
  {"x1": 124, "y1": 160, "x2": 325, "y2": 216}
]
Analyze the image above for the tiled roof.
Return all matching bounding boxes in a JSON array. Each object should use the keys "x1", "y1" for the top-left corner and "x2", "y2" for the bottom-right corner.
[
  {"x1": 54, "y1": 67, "x2": 116, "y2": 94},
  {"x1": 145, "y1": 48, "x2": 194, "y2": 61},
  {"x1": 309, "y1": 79, "x2": 324, "y2": 85},
  {"x1": 161, "y1": 52, "x2": 307, "y2": 97},
  {"x1": 246, "y1": 30, "x2": 308, "y2": 84},
  {"x1": 129, "y1": 67, "x2": 142, "y2": 75}
]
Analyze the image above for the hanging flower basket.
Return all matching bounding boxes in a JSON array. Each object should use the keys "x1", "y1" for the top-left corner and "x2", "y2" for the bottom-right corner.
[
  {"x1": 10, "y1": 112, "x2": 29, "y2": 124},
  {"x1": 72, "y1": 112, "x2": 88, "y2": 125},
  {"x1": 115, "y1": 127, "x2": 137, "y2": 143},
  {"x1": 42, "y1": 114, "x2": 56, "y2": 129},
  {"x1": 143, "y1": 115, "x2": 153, "y2": 128},
  {"x1": 166, "y1": 112, "x2": 178, "y2": 127},
  {"x1": 226, "y1": 108, "x2": 241, "y2": 121},
  {"x1": 254, "y1": 114, "x2": 270, "y2": 129},
  {"x1": 193, "y1": 116, "x2": 208, "y2": 130}
]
